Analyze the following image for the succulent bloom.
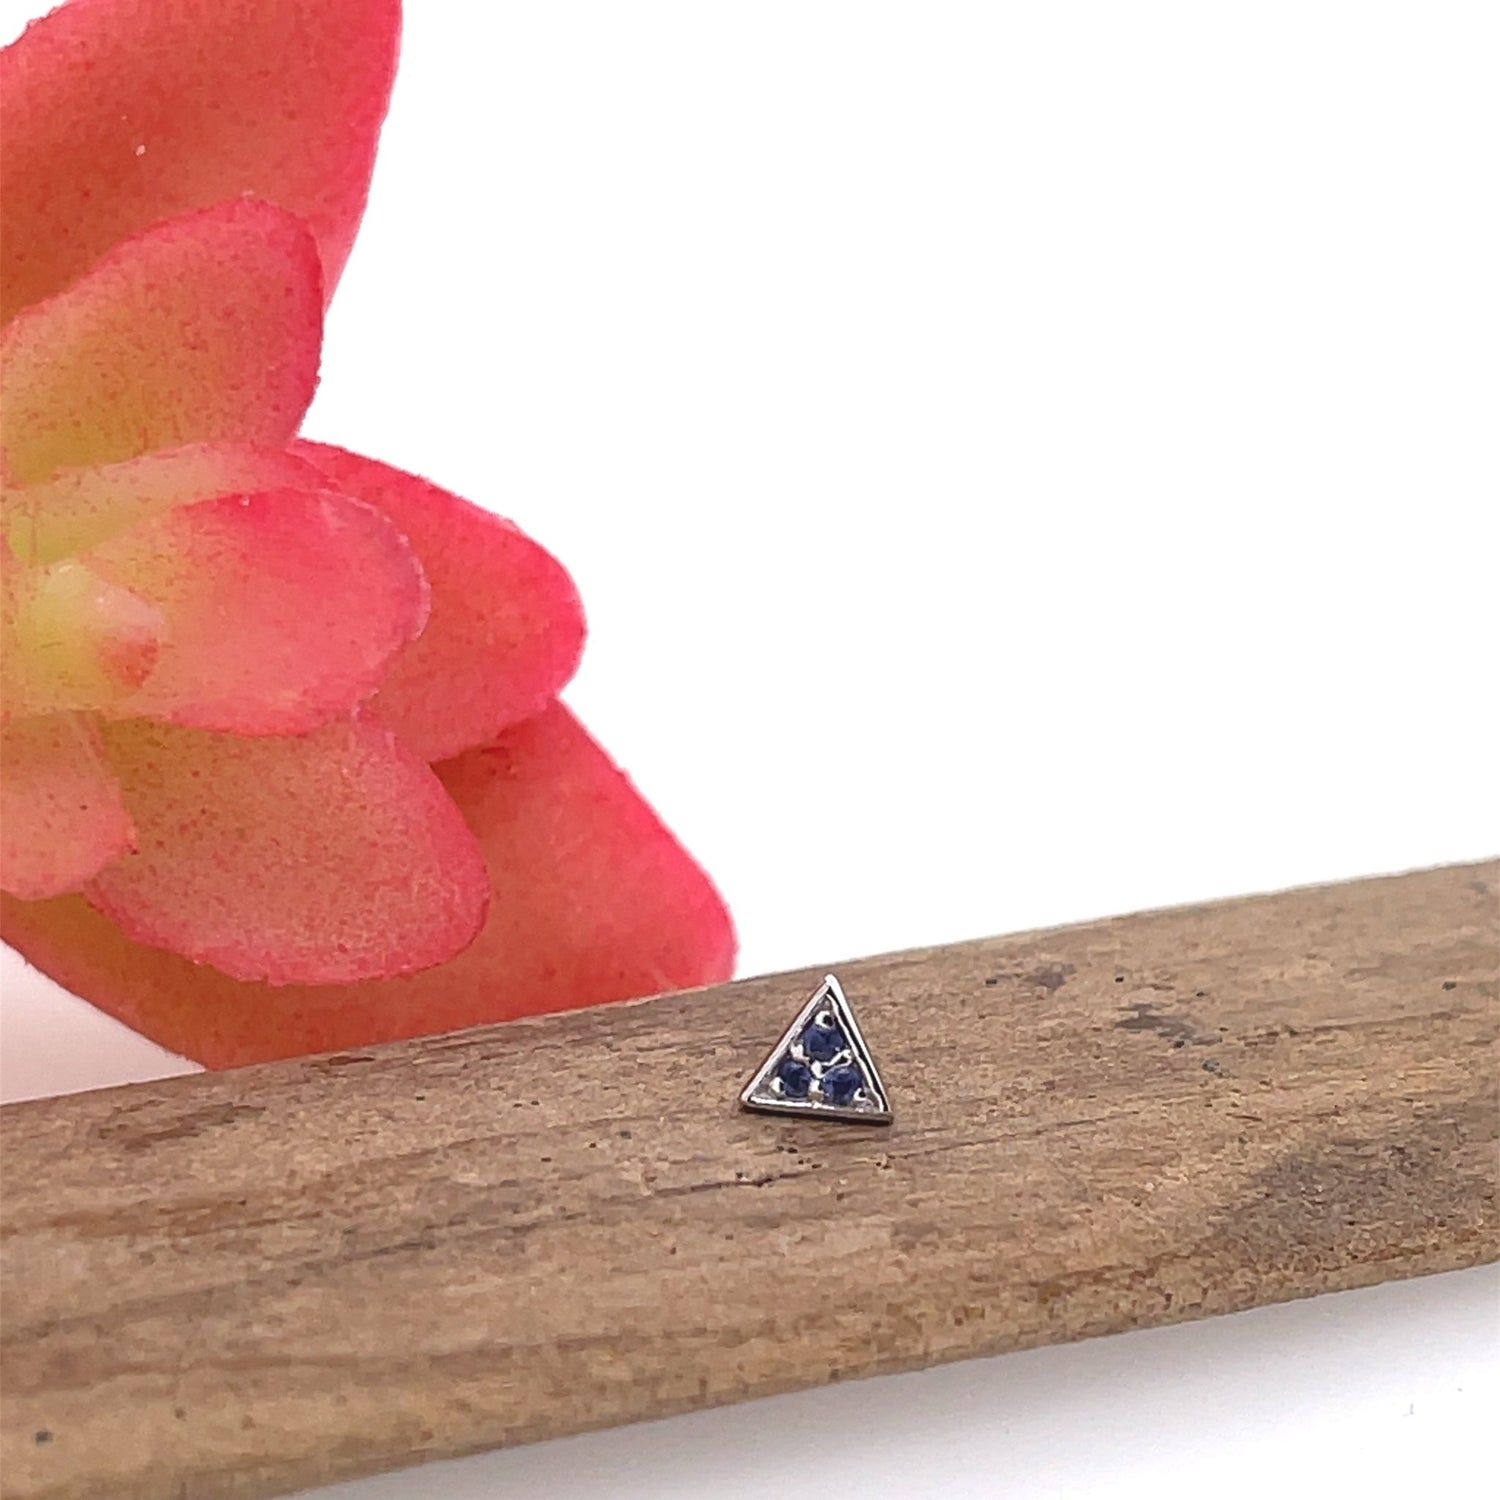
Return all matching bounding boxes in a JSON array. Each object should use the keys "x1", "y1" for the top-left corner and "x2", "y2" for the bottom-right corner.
[{"x1": 0, "y1": 0, "x2": 734, "y2": 1064}]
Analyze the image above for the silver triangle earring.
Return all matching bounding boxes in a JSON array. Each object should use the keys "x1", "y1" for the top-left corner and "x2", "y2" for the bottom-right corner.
[{"x1": 740, "y1": 974, "x2": 893, "y2": 1124}]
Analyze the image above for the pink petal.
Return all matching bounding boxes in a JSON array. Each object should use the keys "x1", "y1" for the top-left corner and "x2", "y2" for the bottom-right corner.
[
  {"x1": 1, "y1": 0, "x2": 399, "y2": 322},
  {"x1": 83, "y1": 716, "x2": 489, "y2": 984},
  {"x1": 0, "y1": 713, "x2": 132, "y2": 898},
  {"x1": 2, "y1": 704, "x2": 736, "y2": 1065},
  {"x1": 0, "y1": 201, "x2": 322, "y2": 484},
  {"x1": 292, "y1": 443, "x2": 586, "y2": 762},
  {"x1": 82, "y1": 486, "x2": 428, "y2": 734},
  {"x1": 3, "y1": 442, "x2": 327, "y2": 565}
]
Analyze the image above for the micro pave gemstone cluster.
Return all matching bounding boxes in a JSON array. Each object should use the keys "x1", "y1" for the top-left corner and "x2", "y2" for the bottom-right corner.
[{"x1": 771, "y1": 1010, "x2": 867, "y2": 1107}]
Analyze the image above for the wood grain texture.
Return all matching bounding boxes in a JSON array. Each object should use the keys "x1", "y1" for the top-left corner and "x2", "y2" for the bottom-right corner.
[{"x1": 1, "y1": 863, "x2": 1496, "y2": 1500}]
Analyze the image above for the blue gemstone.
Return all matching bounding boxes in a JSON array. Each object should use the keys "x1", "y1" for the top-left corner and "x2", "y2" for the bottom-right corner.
[
  {"x1": 800, "y1": 1023, "x2": 846, "y2": 1063},
  {"x1": 820, "y1": 1064, "x2": 862, "y2": 1106},
  {"x1": 776, "y1": 1057, "x2": 813, "y2": 1099}
]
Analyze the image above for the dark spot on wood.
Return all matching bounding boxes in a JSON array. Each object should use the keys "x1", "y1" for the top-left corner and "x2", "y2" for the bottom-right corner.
[
  {"x1": 34, "y1": 1429, "x2": 53, "y2": 1444},
  {"x1": 1443, "y1": 981, "x2": 1458, "y2": 991},
  {"x1": 1115, "y1": 1002, "x2": 1217, "y2": 1047},
  {"x1": 304, "y1": 1053, "x2": 377, "y2": 1073},
  {"x1": 1028, "y1": 964, "x2": 1071, "y2": 992},
  {"x1": 1202, "y1": 1058, "x2": 1222, "y2": 1073},
  {"x1": 361, "y1": 1234, "x2": 438, "y2": 1260},
  {"x1": 1114, "y1": 974, "x2": 1125, "y2": 983},
  {"x1": 95, "y1": 1102, "x2": 266, "y2": 1152},
  {"x1": 984, "y1": 963, "x2": 1073, "y2": 992}
]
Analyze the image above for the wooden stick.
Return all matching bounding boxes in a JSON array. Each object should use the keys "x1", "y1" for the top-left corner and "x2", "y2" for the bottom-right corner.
[{"x1": 2, "y1": 862, "x2": 1495, "y2": 1500}]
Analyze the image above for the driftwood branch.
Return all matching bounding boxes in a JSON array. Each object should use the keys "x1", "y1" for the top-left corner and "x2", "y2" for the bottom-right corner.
[{"x1": 2, "y1": 861, "x2": 1496, "y2": 1500}]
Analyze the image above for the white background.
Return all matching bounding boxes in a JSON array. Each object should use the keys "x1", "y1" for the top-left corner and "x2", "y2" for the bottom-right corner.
[{"x1": 2, "y1": 2, "x2": 1496, "y2": 1497}]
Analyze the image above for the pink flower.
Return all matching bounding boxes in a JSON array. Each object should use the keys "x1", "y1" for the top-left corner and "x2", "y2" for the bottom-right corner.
[{"x1": 0, "y1": 0, "x2": 734, "y2": 1064}]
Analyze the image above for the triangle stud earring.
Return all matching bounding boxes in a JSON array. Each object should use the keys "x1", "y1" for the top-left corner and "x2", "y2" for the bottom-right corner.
[{"x1": 740, "y1": 974, "x2": 893, "y2": 1124}]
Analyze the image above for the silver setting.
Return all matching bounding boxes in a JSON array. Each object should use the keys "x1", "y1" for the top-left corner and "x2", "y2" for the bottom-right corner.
[{"x1": 739, "y1": 974, "x2": 892, "y2": 1125}]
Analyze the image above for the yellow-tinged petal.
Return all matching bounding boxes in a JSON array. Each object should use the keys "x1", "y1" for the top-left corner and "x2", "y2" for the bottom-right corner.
[
  {"x1": 2, "y1": 442, "x2": 327, "y2": 565},
  {"x1": 88, "y1": 487, "x2": 429, "y2": 735},
  {"x1": 2, "y1": 558, "x2": 162, "y2": 719},
  {"x1": 0, "y1": 201, "x2": 322, "y2": 484}
]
